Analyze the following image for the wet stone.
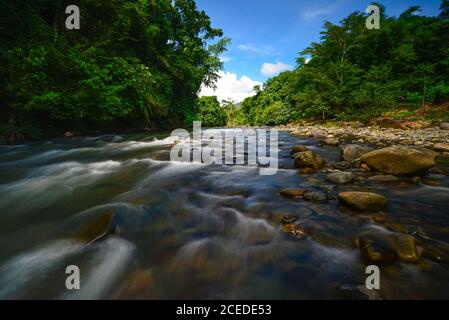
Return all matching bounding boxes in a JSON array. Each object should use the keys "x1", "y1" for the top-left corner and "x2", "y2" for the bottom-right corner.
[
  {"x1": 282, "y1": 224, "x2": 307, "y2": 239},
  {"x1": 359, "y1": 237, "x2": 397, "y2": 264},
  {"x1": 368, "y1": 175, "x2": 400, "y2": 183},
  {"x1": 341, "y1": 144, "x2": 374, "y2": 162},
  {"x1": 303, "y1": 191, "x2": 329, "y2": 203},
  {"x1": 280, "y1": 189, "x2": 307, "y2": 199},
  {"x1": 291, "y1": 145, "x2": 309, "y2": 154},
  {"x1": 294, "y1": 151, "x2": 325, "y2": 170},
  {"x1": 75, "y1": 213, "x2": 116, "y2": 244},
  {"x1": 338, "y1": 192, "x2": 388, "y2": 212},
  {"x1": 281, "y1": 215, "x2": 298, "y2": 225},
  {"x1": 320, "y1": 137, "x2": 339, "y2": 146},
  {"x1": 326, "y1": 171, "x2": 354, "y2": 184}
]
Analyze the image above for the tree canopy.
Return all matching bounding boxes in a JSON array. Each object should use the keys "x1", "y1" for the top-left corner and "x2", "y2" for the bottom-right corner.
[
  {"x1": 195, "y1": 96, "x2": 227, "y2": 128},
  {"x1": 238, "y1": 1, "x2": 449, "y2": 125},
  {"x1": 0, "y1": 0, "x2": 229, "y2": 140}
]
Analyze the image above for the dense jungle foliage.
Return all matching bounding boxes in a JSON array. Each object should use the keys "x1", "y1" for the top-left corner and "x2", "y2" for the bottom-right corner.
[
  {"x1": 0, "y1": 0, "x2": 229, "y2": 140},
  {"x1": 236, "y1": 1, "x2": 449, "y2": 126}
]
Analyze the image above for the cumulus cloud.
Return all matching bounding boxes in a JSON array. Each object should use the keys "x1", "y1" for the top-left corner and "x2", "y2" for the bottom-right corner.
[
  {"x1": 199, "y1": 71, "x2": 262, "y2": 103},
  {"x1": 261, "y1": 62, "x2": 293, "y2": 77}
]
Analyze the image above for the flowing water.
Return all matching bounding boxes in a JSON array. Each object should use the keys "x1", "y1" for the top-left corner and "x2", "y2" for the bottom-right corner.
[{"x1": 0, "y1": 129, "x2": 448, "y2": 299}]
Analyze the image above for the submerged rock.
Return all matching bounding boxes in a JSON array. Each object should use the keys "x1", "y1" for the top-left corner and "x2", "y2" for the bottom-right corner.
[
  {"x1": 341, "y1": 144, "x2": 374, "y2": 162},
  {"x1": 359, "y1": 236, "x2": 397, "y2": 264},
  {"x1": 280, "y1": 189, "x2": 307, "y2": 199},
  {"x1": 75, "y1": 213, "x2": 116, "y2": 244},
  {"x1": 338, "y1": 192, "x2": 388, "y2": 211},
  {"x1": 310, "y1": 231, "x2": 350, "y2": 249},
  {"x1": 361, "y1": 146, "x2": 437, "y2": 175},
  {"x1": 294, "y1": 151, "x2": 325, "y2": 170},
  {"x1": 326, "y1": 171, "x2": 354, "y2": 184},
  {"x1": 420, "y1": 240, "x2": 449, "y2": 264},
  {"x1": 368, "y1": 175, "x2": 400, "y2": 183},
  {"x1": 303, "y1": 191, "x2": 329, "y2": 202},
  {"x1": 281, "y1": 215, "x2": 298, "y2": 225},
  {"x1": 358, "y1": 233, "x2": 419, "y2": 263},
  {"x1": 291, "y1": 145, "x2": 309, "y2": 154},
  {"x1": 332, "y1": 161, "x2": 352, "y2": 170},
  {"x1": 282, "y1": 224, "x2": 307, "y2": 239}
]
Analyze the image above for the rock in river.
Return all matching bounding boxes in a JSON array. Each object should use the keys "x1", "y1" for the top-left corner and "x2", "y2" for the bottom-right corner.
[
  {"x1": 441, "y1": 122, "x2": 449, "y2": 130},
  {"x1": 434, "y1": 143, "x2": 449, "y2": 153},
  {"x1": 75, "y1": 213, "x2": 116, "y2": 244},
  {"x1": 280, "y1": 189, "x2": 307, "y2": 199},
  {"x1": 281, "y1": 215, "x2": 298, "y2": 225},
  {"x1": 320, "y1": 137, "x2": 339, "y2": 146},
  {"x1": 282, "y1": 223, "x2": 307, "y2": 239},
  {"x1": 338, "y1": 192, "x2": 388, "y2": 211},
  {"x1": 304, "y1": 191, "x2": 329, "y2": 202},
  {"x1": 358, "y1": 236, "x2": 397, "y2": 264},
  {"x1": 368, "y1": 175, "x2": 400, "y2": 183},
  {"x1": 341, "y1": 144, "x2": 374, "y2": 162},
  {"x1": 361, "y1": 146, "x2": 437, "y2": 175},
  {"x1": 358, "y1": 233, "x2": 419, "y2": 263},
  {"x1": 294, "y1": 151, "x2": 325, "y2": 170},
  {"x1": 389, "y1": 234, "x2": 419, "y2": 263},
  {"x1": 326, "y1": 171, "x2": 354, "y2": 184},
  {"x1": 291, "y1": 145, "x2": 309, "y2": 154}
]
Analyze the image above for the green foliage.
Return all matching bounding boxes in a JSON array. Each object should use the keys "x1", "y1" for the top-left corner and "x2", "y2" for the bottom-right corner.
[
  {"x1": 239, "y1": 1, "x2": 449, "y2": 124},
  {"x1": 196, "y1": 96, "x2": 227, "y2": 127},
  {"x1": 0, "y1": 0, "x2": 228, "y2": 140}
]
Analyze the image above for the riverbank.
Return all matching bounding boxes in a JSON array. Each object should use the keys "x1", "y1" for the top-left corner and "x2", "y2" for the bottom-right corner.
[{"x1": 277, "y1": 119, "x2": 449, "y2": 153}]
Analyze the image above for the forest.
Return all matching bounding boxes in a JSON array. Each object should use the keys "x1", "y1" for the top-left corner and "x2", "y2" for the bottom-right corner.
[
  {"x1": 0, "y1": 0, "x2": 229, "y2": 141},
  {"x1": 232, "y1": 1, "x2": 449, "y2": 126}
]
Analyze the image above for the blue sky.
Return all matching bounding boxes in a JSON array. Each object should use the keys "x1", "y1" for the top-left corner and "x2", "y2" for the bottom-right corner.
[{"x1": 197, "y1": 0, "x2": 442, "y2": 102}]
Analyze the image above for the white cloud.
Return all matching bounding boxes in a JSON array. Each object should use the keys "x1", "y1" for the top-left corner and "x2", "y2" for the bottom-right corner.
[
  {"x1": 238, "y1": 44, "x2": 280, "y2": 56},
  {"x1": 261, "y1": 61, "x2": 293, "y2": 77},
  {"x1": 199, "y1": 71, "x2": 262, "y2": 103},
  {"x1": 219, "y1": 55, "x2": 233, "y2": 63},
  {"x1": 300, "y1": 2, "x2": 344, "y2": 21}
]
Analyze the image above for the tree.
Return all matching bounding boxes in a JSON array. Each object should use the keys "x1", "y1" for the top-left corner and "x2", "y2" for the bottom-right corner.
[
  {"x1": 0, "y1": 0, "x2": 229, "y2": 140},
  {"x1": 195, "y1": 96, "x2": 227, "y2": 127}
]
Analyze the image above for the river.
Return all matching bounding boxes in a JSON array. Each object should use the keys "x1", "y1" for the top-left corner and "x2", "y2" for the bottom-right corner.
[{"x1": 0, "y1": 129, "x2": 448, "y2": 299}]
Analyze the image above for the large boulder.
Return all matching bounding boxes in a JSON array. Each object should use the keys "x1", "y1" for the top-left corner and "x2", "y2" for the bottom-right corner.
[
  {"x1": 361, "y1": 146, "x2": 437, "y2": 175},
  {"x1": 338, "y1": 191, "x2": 388, "y2": 211},
  {"x1": 341, "y1": 144, "x2": 374, "y2": 162},
  {"x1": 294, "y1": 151, "x2": 325, "y2": 170}
]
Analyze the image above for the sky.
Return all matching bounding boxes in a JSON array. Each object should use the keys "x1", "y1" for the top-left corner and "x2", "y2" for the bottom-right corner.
[{"x1": 197, "y1": 0, "x2": 442, "y2": 102}]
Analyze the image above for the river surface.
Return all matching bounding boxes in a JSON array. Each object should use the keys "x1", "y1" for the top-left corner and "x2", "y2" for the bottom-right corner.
[{"x1": 0, "y1": 129, "x2": 448, "y2": 299}]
